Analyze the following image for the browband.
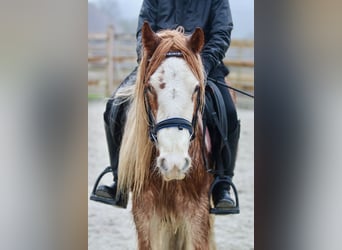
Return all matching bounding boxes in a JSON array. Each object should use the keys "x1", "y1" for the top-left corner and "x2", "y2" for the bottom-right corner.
[{"x1": 165, "y1": 51, "x2": 183, "y2": 58}]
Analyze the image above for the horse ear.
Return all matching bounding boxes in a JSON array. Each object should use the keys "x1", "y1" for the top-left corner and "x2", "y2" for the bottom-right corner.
[
  {"x1": 142, "y1": 21, "x2": 161, "y2": 56},
  {"x1": 188, "y1": 27, "x2": 204, "y2": 54}
]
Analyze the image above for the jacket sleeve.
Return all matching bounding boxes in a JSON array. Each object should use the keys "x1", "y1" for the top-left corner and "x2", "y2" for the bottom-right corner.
[
  {"x1": 201, "y1": 0, "x2": 233, "y2": 75},
  {"x1": 136, "y1": 0, "x2": 158, "y2": 62}
]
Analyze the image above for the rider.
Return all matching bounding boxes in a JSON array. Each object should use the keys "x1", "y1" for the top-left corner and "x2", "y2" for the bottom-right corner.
[{"x1": 91, "y1": 0, "x2": 240, "y2": 213}]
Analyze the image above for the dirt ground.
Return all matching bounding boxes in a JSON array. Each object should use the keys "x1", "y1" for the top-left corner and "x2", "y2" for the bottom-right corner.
[{"x1": 88, "y1": 100, "x2": 254, "y2": 250}]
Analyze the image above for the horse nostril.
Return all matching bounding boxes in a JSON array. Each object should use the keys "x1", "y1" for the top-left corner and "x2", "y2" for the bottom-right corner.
[
  {"x1": 159, "y1": 157, "x2": 167, "y2": 170},
  {"x1": 182, "y1": 157, "x2": 190, "y2": 170}
]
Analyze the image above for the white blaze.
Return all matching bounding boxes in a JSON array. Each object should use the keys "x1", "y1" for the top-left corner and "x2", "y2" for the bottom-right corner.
[{"x1": 149, "y1": 58, "x2": 199, "y2": 181}]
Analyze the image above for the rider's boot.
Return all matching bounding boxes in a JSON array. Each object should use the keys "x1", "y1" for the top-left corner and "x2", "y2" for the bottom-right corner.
[
  {"x1": 90, "y1": 98, "x2": 128, "y2": 208},
  {"x1": 212, "y1": 121, "x2": 240, "y2": 209}
]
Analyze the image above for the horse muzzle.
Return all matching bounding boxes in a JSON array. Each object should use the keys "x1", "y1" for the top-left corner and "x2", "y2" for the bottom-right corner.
[{"x1": 157, "y1": 154, "x2": 191, "y2": 181}]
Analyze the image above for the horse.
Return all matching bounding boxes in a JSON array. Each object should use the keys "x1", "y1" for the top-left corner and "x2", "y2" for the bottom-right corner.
[{"x1": 116, "y1": 22, "x2": 216, "y2": 250}]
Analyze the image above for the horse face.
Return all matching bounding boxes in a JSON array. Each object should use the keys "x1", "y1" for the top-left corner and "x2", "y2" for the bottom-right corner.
[{"x1": 149, "y1": 58, "x2": 199, "y2": 181}]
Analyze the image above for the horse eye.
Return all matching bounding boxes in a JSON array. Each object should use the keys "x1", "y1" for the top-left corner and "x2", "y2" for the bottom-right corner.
[{"x1": 147, "y1": 85, "x2": 154, "y2": 92}]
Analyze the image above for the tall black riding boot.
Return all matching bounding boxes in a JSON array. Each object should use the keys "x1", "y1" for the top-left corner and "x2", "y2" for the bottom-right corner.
[
  {"x1": 212, "y1": 121, "x2": 241, "y2": 209},
  {"x1": 90, "y1": 99, "x2": 129, "y2": 208}
]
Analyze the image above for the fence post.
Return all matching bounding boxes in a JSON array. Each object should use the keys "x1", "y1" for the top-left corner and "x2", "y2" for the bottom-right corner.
[{"x1": 106, "y1": 25, "x2": 114, "y2": 97}]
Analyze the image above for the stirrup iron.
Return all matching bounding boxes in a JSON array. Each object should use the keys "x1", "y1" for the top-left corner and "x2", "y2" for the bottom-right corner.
[
  {"x1": 209, "y1": 176, "x2": 240, "y2": 215},
  {"x1": 89, "y1": 166, "x2": 128, "y2": 208}
]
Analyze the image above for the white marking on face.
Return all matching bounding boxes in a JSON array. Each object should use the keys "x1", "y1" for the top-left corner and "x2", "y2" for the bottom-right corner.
[{"x1": 149, "y1": 58, "x2": 199, "y2": 181}]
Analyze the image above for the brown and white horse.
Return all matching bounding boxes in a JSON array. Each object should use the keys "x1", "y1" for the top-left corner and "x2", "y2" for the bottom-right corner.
[{"x1": 117, "y1": 22, "x2": 215, "y2": 250}]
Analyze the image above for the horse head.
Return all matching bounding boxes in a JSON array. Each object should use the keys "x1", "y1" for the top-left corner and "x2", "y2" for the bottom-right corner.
[{"x1": 141, "y1": 22, "x2": 205, "y2": 181}]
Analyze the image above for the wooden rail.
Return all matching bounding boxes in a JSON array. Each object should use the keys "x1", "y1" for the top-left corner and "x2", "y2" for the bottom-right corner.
[{"x1": 88, "y1": 26, "x2": 254, "y2": 97}]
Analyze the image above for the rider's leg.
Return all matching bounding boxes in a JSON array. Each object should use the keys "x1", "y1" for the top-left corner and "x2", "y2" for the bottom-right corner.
[
  {"x1": 211, "y1": 75, "x2": 241, "y2": 209},
  {"x1": 91, "y1": 68, "x2": 137, "y2": 207},
  {"x1": 93, "y1": 98, "x2": 128, "y2": 207}
]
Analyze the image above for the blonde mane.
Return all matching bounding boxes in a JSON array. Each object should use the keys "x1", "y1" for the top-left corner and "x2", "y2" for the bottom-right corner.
[{"x1": 117, "y1": 29, "x2": 205, "y2": 197}]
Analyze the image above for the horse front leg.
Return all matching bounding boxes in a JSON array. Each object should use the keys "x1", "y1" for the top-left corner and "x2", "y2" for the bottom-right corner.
[
  {"x1": 186, "y1": 198, "x2": 216, "y2": 250},
  {"x1": 132, "y1": 198, "x2": 152, "y2": 250},
  {"x1": 132, "y1": 188, "x2": 163, "y2": 250}
]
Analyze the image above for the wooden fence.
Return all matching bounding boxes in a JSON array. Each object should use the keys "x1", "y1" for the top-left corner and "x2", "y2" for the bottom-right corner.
[{"x1": 88, "y1": 26, "x2": 254, "y2": 97}]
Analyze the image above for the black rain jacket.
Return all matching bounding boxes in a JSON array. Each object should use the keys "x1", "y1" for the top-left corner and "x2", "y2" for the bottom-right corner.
[{"x1": 136, "y1": 0, "x2": 233, "y2": 78}]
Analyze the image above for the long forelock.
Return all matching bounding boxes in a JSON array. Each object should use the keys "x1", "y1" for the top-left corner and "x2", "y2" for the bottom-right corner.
[
  {"x1": 146, "y1": 30, "x2": 204, "y2": 86},
  {"x1": 146, "y1": 30, "x2": 205, "y2": 114}
]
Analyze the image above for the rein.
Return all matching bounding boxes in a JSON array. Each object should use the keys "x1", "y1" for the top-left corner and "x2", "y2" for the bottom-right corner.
[
  {"x1": 207, "y1": 77, "x2": 254, "y2": 98},
  {"x1": 144, "y1": 51, "x2": 202, "y2": 143}
]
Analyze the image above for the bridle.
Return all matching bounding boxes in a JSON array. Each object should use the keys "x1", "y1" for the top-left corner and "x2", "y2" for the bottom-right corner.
[{"x1": 144, "y1": 51, "x2": 202, "y2": 144}]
